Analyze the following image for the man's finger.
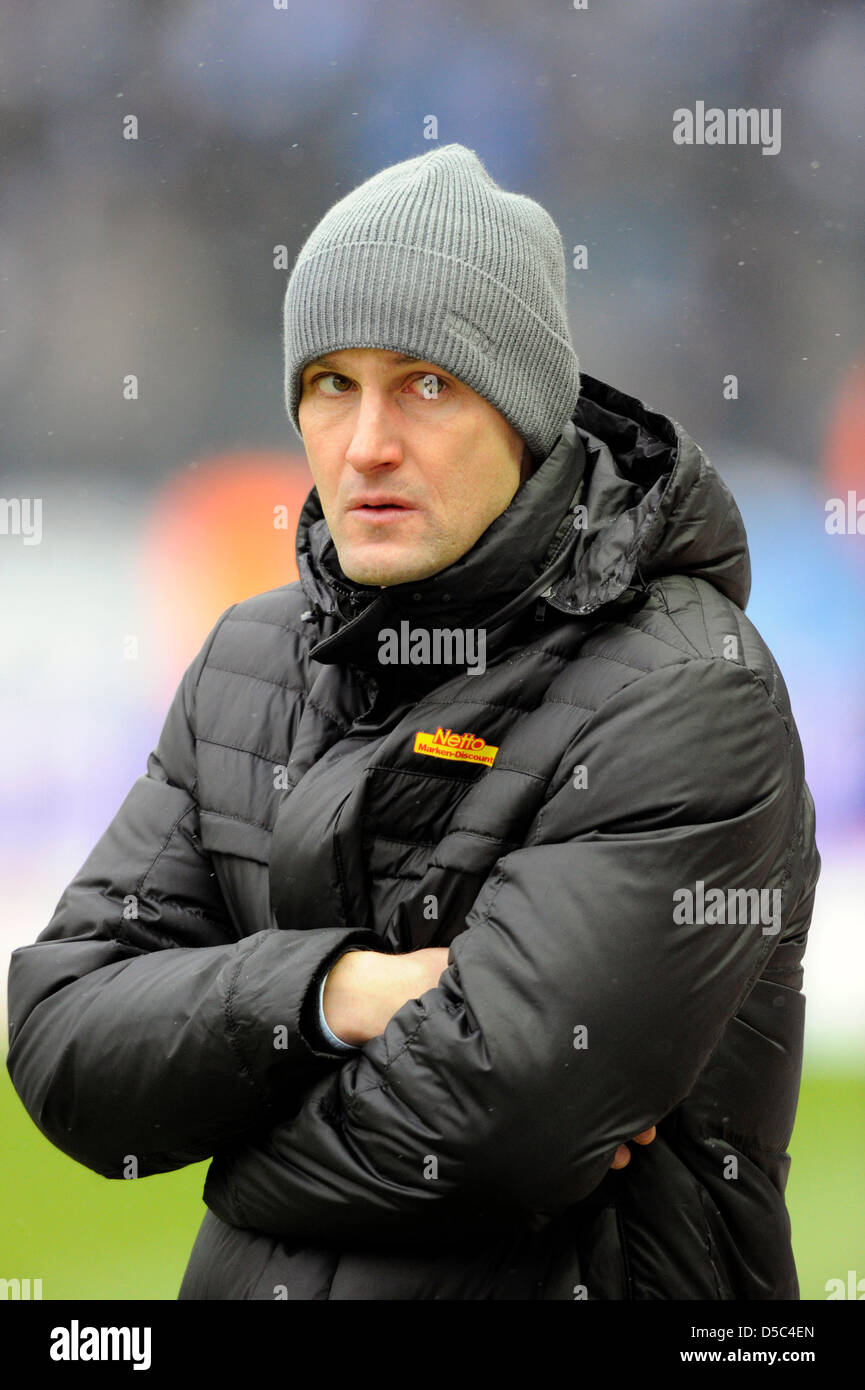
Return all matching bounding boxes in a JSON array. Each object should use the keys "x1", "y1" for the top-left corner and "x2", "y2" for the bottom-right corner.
[{"x1": 631, "y1": 1126, "x2": 657, "y2": 1145}]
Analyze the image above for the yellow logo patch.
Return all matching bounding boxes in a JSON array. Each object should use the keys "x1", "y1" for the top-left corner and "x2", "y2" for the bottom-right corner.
[{"x1": 413, "y1": 726, "x2": 499, "y2": 768}]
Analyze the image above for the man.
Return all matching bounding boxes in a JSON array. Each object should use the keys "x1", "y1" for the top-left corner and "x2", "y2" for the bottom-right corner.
[{"x1": 6, "y1": 144, "x2": 819, "y2": 1300}]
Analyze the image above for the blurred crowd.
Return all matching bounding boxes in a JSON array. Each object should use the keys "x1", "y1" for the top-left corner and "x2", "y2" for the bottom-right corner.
[{"x1": 1, "y1": 0, "x2": 863, "y2": 486}]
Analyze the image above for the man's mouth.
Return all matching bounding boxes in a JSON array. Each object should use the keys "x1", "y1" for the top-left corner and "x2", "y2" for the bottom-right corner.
[{"x1": 348, "y1": 499, "x2": 418, "y2": 518}]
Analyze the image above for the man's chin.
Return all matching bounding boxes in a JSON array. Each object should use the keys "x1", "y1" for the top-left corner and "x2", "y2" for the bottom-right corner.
[{"x1": 336, "y1": 545, "x2": 446, "y2": 589}]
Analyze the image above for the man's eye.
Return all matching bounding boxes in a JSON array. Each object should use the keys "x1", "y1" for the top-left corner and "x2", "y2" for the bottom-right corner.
[
  {"x1": 412, "y1": 373, "x2": 446, "y2": 399},
  {"x1": 316, "y1": 373, "x2": 353, "y2": 395}
]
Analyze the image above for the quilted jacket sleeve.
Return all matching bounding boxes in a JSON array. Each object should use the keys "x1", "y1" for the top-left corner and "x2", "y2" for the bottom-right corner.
[
  {"x1": 203, "y1": 656, "x2": 816, "y2": 1246},
  {"x1": 4, "y1": 605, "x2": 382, "y2": 1178}
]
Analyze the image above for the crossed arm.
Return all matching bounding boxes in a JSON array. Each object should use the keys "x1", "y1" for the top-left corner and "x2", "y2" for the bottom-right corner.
[{"x1": 321, "y1": 944, "x2": 656, "y2": 1172}]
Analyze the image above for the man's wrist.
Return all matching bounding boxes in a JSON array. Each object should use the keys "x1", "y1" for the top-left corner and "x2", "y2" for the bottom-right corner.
[
  {"x1": 317, "y1": 951, "x2": 364, "y2": 1051},
  {"x1": 322, "y1": 947, "x2": 405, "y2": 1048}
]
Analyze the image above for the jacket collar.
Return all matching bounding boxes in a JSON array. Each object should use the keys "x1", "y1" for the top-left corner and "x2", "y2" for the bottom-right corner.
[{"x1": 556, "y1": 373, "x2": 750, "y2": 615}]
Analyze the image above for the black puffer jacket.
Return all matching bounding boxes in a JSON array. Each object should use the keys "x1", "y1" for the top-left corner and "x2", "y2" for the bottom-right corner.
[{"x1": 6, "y1": 374, "x2": 820, "y2": 1300}]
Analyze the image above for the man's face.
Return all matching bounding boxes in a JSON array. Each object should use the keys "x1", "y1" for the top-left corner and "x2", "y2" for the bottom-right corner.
[{"x1": 297, "y1": 347, "x2": 532, "y2": 586}]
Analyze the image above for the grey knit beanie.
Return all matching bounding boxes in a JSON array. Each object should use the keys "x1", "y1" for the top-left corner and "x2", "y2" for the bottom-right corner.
[{"x1": 282, "y1": 143, "x2": 580, "y2": 462}]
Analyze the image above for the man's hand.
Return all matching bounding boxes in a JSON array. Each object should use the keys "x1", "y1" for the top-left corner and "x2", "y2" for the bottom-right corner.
[
  {"x1": 322, "y1": 947, "x2": 450, "y2": 1047},
  {"x1": 322, "y1": 947, "x2": 657, "y2": 1170}
]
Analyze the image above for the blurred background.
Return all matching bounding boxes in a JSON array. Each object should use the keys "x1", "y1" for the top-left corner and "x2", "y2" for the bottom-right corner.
[{"x1": 1, "y1": 0, "x2": 863, "y2": 1301}]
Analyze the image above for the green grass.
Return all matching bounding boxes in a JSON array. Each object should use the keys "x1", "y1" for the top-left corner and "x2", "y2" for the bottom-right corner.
[
  {"x1": 1, "y1": 1062, "x2": 862, "y2": 1300},
  {"x1": 0, "y1": 1064, "x2": 208, "y2": 1300},
  {"x1": 786, "y1": 1068, "x2": 865, "y2": 1299}
]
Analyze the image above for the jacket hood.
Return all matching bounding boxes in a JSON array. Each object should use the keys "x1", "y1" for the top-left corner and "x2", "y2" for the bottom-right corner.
[{"x1": 295, "y1": 372, "x2": 751, "y2": 673}]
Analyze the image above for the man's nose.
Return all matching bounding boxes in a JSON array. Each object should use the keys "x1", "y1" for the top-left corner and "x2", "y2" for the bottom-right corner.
[{"x1": 344, "y1": 390, "x2": 403, "y2": 469}]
